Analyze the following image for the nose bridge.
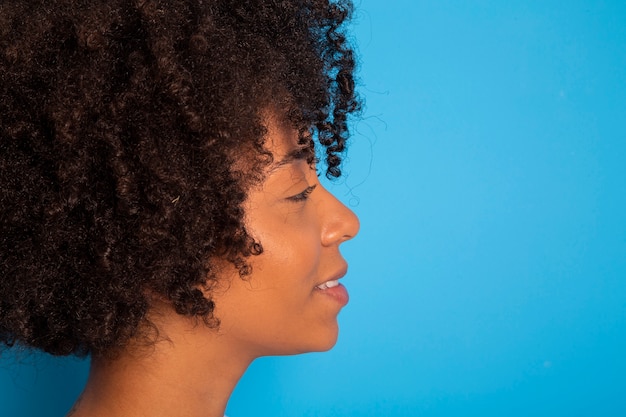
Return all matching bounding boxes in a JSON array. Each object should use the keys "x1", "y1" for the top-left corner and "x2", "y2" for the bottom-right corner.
[{"x1": 320, "y1": 188, "x2": 360, "y2": 246}]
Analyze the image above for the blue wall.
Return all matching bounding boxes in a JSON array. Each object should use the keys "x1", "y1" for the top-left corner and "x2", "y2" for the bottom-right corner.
[{"x1": 2, "y1": 1, "x2": 626, "y2": 415}]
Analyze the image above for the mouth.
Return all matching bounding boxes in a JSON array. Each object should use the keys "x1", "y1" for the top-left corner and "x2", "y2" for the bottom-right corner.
[
  {"x1": 315, "y1": 280, "x2": 340, "y2": 290},
  {"x1": 314, "y1": 265, "x2": 347, "y2": 291},
  {"x1": 313, "y1": 267, "x2": 349, "y2": 306}
]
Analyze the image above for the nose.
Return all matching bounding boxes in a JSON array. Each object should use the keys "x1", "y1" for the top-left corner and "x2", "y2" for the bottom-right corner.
[{"x1": 320, "y1": 188, "x2": 360, "y2": 247}]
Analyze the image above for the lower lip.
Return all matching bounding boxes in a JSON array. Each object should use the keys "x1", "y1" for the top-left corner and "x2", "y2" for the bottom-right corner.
[{"x1": 316, "y1": 283, "x2": 349, "y2": 306}]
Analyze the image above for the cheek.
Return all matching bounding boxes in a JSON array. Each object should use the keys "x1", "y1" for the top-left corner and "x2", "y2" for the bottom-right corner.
[
  {"x1": 258, "y1": 224, "x2": 321, "y2": 287},
  {"x1": 250, "y1": 204, "x2": 321, "y2": 282},
  {"x1": 212, "y1": 224, "x2": 335, "y2": 355}
]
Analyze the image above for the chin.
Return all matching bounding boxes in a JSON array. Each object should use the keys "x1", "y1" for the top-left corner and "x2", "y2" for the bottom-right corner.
[
  {"x1": 296, "y1": 327, "x2": 340, "y2": 354},
  {"x1": 310, "y1": 339, "x2": 338, "y2": 353},
  {"x1": 269, "y1": 327, "x2": 340, "y2": 356}
]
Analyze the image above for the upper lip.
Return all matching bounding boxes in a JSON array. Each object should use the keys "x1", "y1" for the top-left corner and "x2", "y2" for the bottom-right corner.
[{"x1": 315, "y1": 264, "x2": 348, "y2": 288}]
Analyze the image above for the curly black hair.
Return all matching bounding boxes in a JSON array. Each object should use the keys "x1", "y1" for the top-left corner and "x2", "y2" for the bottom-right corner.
[{"x1": 0, "y1": 0, "x2": 359, "y2": 357}]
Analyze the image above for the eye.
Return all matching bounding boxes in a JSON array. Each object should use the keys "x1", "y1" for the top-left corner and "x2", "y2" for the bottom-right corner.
[{"x1": 287, "y1": 185, "x2": 317, "y2": 203}]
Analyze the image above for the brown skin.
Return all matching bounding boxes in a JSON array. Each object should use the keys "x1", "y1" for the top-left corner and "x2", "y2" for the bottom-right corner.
[
  {"x1": 68, "y1": 117, "x2": 359, "y2": 417},
  {"x1": 1, "y1": 0, "x2": 359, "y2": 358}
]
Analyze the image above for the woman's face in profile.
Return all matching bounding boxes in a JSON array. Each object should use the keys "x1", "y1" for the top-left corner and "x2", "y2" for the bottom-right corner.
[{"x1": 210, "y1": 119, "x2": 360, "y2": 358}]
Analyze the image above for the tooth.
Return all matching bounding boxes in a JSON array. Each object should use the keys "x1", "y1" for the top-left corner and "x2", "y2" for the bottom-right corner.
[{"x1": 316, "y1": 280, "x2": 339, "y2": 290}]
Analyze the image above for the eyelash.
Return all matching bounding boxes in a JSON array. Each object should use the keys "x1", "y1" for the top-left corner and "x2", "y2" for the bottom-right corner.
[{"x1": 287, "y1": 185, "x2": 317, "y2": 202}]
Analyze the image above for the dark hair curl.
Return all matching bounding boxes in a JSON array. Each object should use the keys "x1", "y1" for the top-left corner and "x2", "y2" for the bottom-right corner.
[{"x1": 0, "y1": 0, "x2": 360, "y2": 356}]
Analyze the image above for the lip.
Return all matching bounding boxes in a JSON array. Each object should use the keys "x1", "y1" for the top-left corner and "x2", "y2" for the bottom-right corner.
[
  {"x1": 314, "y1": 265, "x2": 349, "y2": 306},
  {"x1": 314, "y1": 265, "x2": 348, "y2": 289},
  {"x1": 316, "y1": 282, "x2": 349, "y2": 306}
]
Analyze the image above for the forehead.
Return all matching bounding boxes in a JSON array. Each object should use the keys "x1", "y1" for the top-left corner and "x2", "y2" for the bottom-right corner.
[
  {"x1": 264, "y1": 116, "x2": 314, "y2": 171},
  {"x1": 264, "y1": 116, "x2": 299, "y2": 156}
]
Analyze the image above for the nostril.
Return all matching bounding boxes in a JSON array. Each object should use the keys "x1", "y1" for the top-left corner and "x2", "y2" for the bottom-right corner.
[
  {"x1": 343, "y1": 207, "x2": 360, "y2": 241},
  {"x1": 350, "y1": 211, "x2": 361, "y2": 239},
  {"x1": 321, "y1": 195, "x2": 360, "y2": 246}
]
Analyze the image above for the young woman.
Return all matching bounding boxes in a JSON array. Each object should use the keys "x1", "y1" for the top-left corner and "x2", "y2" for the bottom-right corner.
[{"x1": 0, "y1": 1, "x2": 361, "y2": 416}]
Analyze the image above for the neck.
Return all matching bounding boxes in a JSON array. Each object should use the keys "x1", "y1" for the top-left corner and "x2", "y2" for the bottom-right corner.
[{"x1": 68, "y1": 314, "x2": 255, "y2": 417}]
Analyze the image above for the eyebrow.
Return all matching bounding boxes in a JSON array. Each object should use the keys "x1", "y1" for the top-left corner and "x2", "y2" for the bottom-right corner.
[{"x1": 268, "y1": 146, "x2": 315, "y2": 173}]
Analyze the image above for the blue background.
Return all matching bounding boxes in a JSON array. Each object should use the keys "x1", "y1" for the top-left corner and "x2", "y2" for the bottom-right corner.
[{"x1": 2, "y1": 1, "x2": 625, "y2": 415}]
